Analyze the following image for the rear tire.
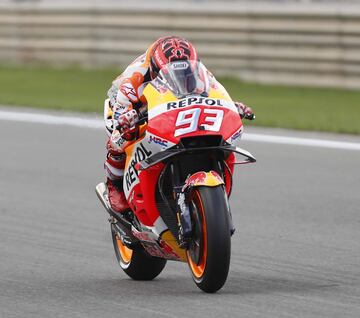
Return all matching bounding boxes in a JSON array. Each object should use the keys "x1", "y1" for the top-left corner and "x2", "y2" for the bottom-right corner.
[
  {"x1": 111, "y1": 223, "x2": 167, "y2": 280},
  {"x1": 186, "y1": 186, "x2": 231, "y2": 293}
]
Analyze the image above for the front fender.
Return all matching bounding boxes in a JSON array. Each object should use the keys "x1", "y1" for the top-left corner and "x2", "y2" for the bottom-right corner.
[{"x1": 182, "y1": 170, "x2": 224, "y2": 192}]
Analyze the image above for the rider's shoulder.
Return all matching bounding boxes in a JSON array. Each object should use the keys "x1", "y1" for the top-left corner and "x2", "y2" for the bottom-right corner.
[{"x1": 112, "y1": 53, "x2": 149, "y2": 86}]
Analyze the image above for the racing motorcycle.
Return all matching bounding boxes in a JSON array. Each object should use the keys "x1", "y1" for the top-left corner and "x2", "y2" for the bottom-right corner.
[{"x1": 96, "y1": 60, "x2": 256, "y2": 293}]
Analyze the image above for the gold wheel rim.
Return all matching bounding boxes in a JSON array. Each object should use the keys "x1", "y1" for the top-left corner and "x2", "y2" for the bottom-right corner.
[{"x1": 116, "y1": 236, "x2": 133, "y2": 264}]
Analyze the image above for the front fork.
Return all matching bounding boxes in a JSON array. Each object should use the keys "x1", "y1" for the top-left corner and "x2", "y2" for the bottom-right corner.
[
  {"x1": 171, "y1": 165, "x2": 235, "y2": 248},
  {"x1": 170, "y1": 164, "x2": 191, "y2": 247}
]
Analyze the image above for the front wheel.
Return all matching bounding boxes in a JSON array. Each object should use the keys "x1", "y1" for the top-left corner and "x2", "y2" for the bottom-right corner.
[
  {"x1": 187, "y1": 186, "x2": 231, "y2": 293},
  {"x1": 111, "y1": 223, "x2": 167, "y2": 280}
]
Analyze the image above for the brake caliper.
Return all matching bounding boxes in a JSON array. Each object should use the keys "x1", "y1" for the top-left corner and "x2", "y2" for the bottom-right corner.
[{"x1": 175, "y1": 188, "x2": 192, "y2": 248}]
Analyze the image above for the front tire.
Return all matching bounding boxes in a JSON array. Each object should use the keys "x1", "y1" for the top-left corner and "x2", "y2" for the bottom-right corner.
[
  {"x1": 111, "y1": 223, "x2": 167, "y2": 280},
  {"x1": 186, "y1": 186, "x2": 231, "y2": 293}
]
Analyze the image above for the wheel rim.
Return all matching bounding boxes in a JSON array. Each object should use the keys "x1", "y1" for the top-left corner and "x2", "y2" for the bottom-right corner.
[
  {"x1": 116, "y1": 235, "x2": 133, "y2": 264},
  {"x1": 187, "y1": 190, "x2": 207, "y2": 279}
]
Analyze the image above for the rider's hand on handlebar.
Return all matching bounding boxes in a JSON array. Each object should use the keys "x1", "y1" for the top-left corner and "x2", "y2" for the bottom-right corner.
[
  {"x1": 116, "y1": 109, "x2": 139, "y2": 140},
  {"x1": 235, "y1": 102, "x2": 255, "y2": 120}
]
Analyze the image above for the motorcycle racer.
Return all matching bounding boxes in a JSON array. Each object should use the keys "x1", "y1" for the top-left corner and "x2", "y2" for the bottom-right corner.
[{"x1": 103, "y1": 36, "x2": 255, "y2": 214}]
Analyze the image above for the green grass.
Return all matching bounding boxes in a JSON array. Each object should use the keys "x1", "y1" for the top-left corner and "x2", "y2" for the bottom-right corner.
[
  {"x1": 0, "y1": 65, "x2": 118, "y2": 113},
  {"x1": 222, "y1": 78, "x2": 360, "y2": 134},
  {"x1": 1, "y1": 65, "x2": 359, "y2": 134}
]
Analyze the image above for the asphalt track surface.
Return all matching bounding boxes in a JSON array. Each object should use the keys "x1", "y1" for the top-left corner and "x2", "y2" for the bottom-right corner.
[{"x1": 1, "y1": 112, "x2": 360, "y2": 318}]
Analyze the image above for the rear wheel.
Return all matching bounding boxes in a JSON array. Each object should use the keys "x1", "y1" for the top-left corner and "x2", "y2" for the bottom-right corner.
[
  {"x1": 111, "y1": 223, "x2": 167, "y2": 280},
  {"x1": 186, "y1": 186, "x2": 231, "y2": 293}
]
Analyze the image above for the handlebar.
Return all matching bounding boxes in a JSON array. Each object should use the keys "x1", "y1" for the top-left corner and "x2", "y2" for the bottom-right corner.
[{"x1": 136, "y1": 105, "x2": 148, "y2": 125}]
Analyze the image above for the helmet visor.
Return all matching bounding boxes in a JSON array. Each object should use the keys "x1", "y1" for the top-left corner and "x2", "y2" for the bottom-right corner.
[{"x1": 157, "y1": 61, "x2": 209, "y2": 97}]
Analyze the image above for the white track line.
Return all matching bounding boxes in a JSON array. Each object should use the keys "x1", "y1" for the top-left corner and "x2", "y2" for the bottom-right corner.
[
  {"x1": 0, "y1": 109, "x2": 103, "y2": 129},
  {"x1": 1, "y1": 109, "x2": 360, "y2": 151},
  {"x1": 242, "y1": 133, "x2": 360, "y2": 150}
]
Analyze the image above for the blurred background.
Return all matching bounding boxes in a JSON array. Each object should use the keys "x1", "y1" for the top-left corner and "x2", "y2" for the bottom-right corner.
[
  {"x1": 0, "y1": 0, "x2": 360, "y2": 132},
  {"x1": 1, "y1": 2, "x2": 360, "y2": 317}
]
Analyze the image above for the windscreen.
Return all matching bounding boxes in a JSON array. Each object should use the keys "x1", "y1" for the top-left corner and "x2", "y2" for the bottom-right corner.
[{"x1": 157, "y1": 61, "x2": 210, "y2": 98}]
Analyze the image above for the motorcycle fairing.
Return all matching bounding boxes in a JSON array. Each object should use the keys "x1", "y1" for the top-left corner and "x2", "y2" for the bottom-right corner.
[
  {"x1": 138, "y1": 144, "x2": 256, "y2": 170},
  {"x1": 145, "y1": 84, "x2": 242, "y2": 145},
  {"x1": 120, "y1": 72, "x2": 255, "y2": 261},
  {"x1": 123, "y1": 133, "x2": 175, "y2": 198}
]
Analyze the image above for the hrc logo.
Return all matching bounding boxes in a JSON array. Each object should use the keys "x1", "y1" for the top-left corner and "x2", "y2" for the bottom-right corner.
[{"x1": 149, "y1": 135, "x2": 168, "y2": 147}]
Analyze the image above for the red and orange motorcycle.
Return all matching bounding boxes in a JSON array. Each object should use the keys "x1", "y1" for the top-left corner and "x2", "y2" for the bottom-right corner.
[{"x1": 96, "y1": 61, "x2": 256, "y2": 293}]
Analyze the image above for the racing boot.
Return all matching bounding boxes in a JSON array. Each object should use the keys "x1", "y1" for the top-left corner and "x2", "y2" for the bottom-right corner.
[{"x1": 106, "y1": 178, "x2": 130, "y2": 214}]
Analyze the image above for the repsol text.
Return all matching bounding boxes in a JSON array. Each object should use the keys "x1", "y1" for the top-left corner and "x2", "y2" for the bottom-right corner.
[
  {"x1": 125, "y1": 143, "x2": 152, "y2": 191},
  {"x1": 167, "y1": 97, "x2": 223, "y2": 110}
]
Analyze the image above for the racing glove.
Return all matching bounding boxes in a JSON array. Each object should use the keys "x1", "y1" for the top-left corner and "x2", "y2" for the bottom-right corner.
[
  {"x1": 116, "y1": 109, "x2": 139, "y2": 140},
  {"x1": 235, "y1": 102, "x2": 255, "y2": 120}
]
